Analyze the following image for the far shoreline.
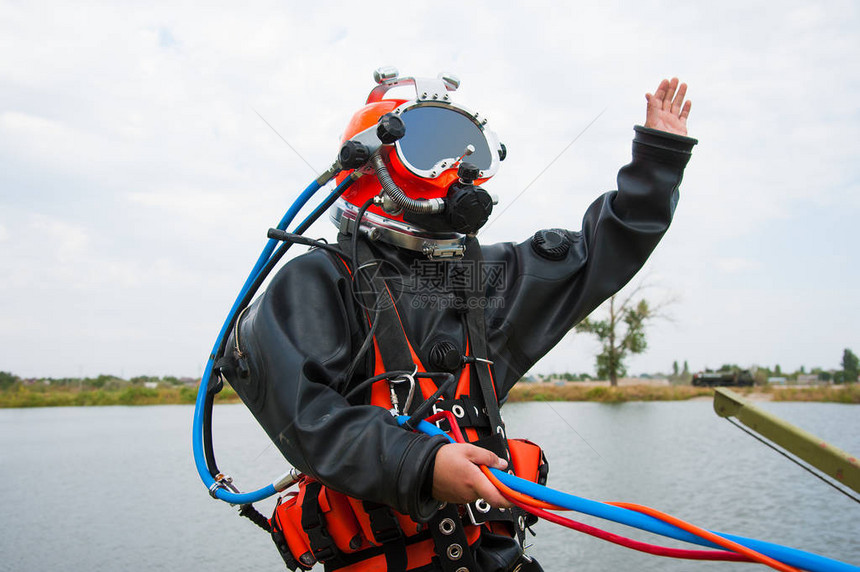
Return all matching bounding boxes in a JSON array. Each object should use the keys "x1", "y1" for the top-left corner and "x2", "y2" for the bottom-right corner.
[
  {"x1": 0, "y1": 381, "x2": 857, "y2": 408},
  {"x1": 506, "y1": 380, "x2": 859, "y2": 404}
]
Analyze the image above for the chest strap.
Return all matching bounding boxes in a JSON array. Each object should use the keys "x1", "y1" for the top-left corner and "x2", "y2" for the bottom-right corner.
[{"x1": 431, "y1": 397, "x2": 490, "y2": 430}]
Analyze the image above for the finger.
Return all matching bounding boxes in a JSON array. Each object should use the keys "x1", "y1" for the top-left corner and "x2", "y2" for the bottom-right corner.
[
  {"x1": 466, "y1": 445, "x2": 508, "y2": 471},
  {"x1": 671, "y1": 82, "x2": 688, "y2": 115},
  {"x1": 679, "y1": 100, "x2": 692, "y2": 123},
  {"x1": 663, "y1": 78, "x2": 678, "y2": 112},
  {"x1": 653, "y1": 79, "x2": 669, "y2": 106}
]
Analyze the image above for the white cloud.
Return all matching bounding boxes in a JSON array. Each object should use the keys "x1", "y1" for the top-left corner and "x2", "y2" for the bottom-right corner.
[{"x1": 1, "y1": 0, "x2": 858, "y2": 377}]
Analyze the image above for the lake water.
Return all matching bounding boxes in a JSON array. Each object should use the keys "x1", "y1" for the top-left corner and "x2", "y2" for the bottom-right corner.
[{"x1": 1, "y1": 401, "x2": 857, "y2": 571}]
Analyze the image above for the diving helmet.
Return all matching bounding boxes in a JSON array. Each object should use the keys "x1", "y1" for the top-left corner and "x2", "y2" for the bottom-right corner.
[{"x1": 330, "y1": 67, "x2": 505, "y2": 258}]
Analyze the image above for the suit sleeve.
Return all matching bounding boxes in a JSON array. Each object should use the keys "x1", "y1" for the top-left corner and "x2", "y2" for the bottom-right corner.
[{"x1": 484, "y1": 126, "x2": 698, "y2": 394}]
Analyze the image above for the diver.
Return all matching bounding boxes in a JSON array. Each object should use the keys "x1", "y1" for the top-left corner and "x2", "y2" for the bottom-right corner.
[{"x1": 219, "y1": 68, "x2": 695, "y2": 571}]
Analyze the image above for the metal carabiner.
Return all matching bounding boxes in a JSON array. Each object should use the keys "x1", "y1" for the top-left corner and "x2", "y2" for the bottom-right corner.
[{"x1": 388, "y1": 365, "x2": 418, "y2": 415}]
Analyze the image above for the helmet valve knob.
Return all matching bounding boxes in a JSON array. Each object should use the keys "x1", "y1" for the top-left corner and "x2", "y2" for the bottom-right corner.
[
  {"x1": 457, "y1": 161, "x2": 481, "y2": 185},
  {"x1": 339, "y1": 141, "x2": 370, "y2": 170},
  {"x1": 377, "y1": 113, "x2": 406, "y2": 145}
]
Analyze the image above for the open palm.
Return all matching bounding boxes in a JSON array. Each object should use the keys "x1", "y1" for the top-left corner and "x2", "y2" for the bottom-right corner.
[{"x1": 645, "y1": 78, "x2": 691, "y2": 136}]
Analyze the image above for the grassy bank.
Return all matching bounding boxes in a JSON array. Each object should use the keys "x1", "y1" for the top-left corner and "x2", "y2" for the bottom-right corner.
[
  {"x1": 1, "y1": 382, "x2": 858, "y2": 408},
  {"x1": 506, "y1": 384, "x2": 715, "y2": 403},
  {"x1": 0, "y1": 384, "x2": 242, "y2": 408},
  {"x1": 506, "y1": 383, "x2": 860, "y2": 404},
  {"x1": 769, "y1": 383, "x2": 860, "y2": 403}
]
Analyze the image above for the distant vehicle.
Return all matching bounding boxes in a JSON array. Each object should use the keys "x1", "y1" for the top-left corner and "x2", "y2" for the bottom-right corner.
[{"x1": 692, "y1": 369, "x2": 754, "y2": 387}]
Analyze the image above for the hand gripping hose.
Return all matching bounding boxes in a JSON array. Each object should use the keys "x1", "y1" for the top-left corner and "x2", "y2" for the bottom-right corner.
[{"x1": 399, "y1": 415, "x2": 859, "y2": 572}]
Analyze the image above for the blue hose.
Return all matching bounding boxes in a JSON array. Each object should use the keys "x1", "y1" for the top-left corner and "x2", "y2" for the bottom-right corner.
[
  {"x1": 192, "y1": 179, "x2": 323, "y2": 504},
  {"x1": 402, "y1": 417, "x2": 858, "y2": 572}
]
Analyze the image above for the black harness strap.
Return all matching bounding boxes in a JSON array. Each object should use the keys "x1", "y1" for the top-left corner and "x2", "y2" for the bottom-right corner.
[
  {"x1": 460, "y1": 236, "x2": 507, "y2": 444},
  {"x1": 338, "y1": 233, "x2": 415, "y2": 412},
  {"x1": 431, "y1": 397, "x2": 491, "y2": 430},
  {"x1": 428, "y1": 504, "x2": 480, "y2": 572},
  {"x1": 300, "y1": 481, "x2": 338, "y2": 564},
  {"x1": 362, "y1": 500, "x2": 408, "y2": 570}
]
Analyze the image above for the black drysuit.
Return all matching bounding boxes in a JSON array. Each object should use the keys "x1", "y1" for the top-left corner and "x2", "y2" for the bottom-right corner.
[{"x1": 225, "y1": 125, "x2": 697, "y2": 570}]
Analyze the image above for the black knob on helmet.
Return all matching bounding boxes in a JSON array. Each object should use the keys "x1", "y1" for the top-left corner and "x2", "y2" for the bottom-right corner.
[
  {"x1": 339, "y1": 140, "x2": 370, "y2": 170},
  {"x1": 377, "y1": 113, "x2": 406, "y2": 144},
  {"x1": 457, "y1": 161, "x2": 480, "y2": 184},
  {"x1": 446, "y1": 183, "x2": 494, "y2": 234}
]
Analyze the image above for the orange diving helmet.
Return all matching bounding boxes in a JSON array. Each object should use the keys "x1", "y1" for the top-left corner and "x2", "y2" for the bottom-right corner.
[{"x1": 329, "y1": 67, "x2": 506, "y2": 258}]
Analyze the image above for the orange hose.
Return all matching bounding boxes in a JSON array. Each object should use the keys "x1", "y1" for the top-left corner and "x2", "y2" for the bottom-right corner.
[
  {"x1": 480, "y1": 465, "x2": 558, "y2": 510},
  {"x1": 609, "y1": 502, "x2": 800, "y2": 572}
]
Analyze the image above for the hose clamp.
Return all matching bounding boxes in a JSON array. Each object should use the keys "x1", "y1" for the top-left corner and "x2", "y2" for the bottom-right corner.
[{"x1": 208, "y1": 473, "x2": 237, "y2": 499}]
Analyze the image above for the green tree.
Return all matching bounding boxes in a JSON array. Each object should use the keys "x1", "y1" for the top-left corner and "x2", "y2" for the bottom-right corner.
[
  {"x1": 576, "y1": 291, "x2": 665, "y2": 386},
  {"x1": 0, "y1": 371, "x2": 20, "y2": 390},
  {"x1": 774, "y1": 364, "x2": 782, "y2": 376},
  {"x1": 842, "y1": 348, "x2": 859, "y2": 383},
  {"x1": 672, "y1": 361, "x2": 679, "y2": 377}
]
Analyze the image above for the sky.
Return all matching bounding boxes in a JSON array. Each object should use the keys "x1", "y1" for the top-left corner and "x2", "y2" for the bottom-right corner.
[{"x1": 1, "y1": 0, "x2": 858, "y2": 379}]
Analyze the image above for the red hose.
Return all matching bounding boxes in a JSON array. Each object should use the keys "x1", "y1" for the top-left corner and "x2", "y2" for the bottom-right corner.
[
  {"x1": 422, "y1": 410, "x2": 771, "y2": 565},
  {"x1": 503, "y1": 491, "x2": 751, "y2": 562}
]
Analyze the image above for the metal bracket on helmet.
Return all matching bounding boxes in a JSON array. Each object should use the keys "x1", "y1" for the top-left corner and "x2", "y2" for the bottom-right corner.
[
  {"x1": 330, "y1": 198, "x2": 465, "y2": 259},
  {"x1": 367, "y1": 67, "x2": 460, "y2": 105}
]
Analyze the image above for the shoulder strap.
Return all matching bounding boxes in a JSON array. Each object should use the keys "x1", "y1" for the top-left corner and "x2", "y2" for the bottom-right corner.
[
  {"x1": 460, "y1": 236, "x2": 507, "y2": 442},
  {"x1": 337, "y1": 233, "x2": 415, "y2": 410}
]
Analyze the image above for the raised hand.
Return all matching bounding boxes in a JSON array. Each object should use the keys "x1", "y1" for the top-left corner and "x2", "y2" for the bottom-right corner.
[{"x1": 645, "y1": 78, "x2": 692, "y2": 136}]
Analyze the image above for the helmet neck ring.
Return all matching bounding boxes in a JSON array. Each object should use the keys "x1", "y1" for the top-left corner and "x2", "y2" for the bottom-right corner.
[{"x1": 329, "y1": 198, "x2": 466, "y2": 259}]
